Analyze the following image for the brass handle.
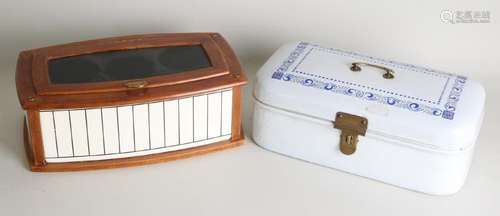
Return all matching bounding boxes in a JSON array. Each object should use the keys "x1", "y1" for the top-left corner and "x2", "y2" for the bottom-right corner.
[
  {"x1": 350, "y1": 62, "x2": 395, "y2": 79},
  {"x1": 124, "y1": 80, "x2": 148, "y2": 89}
]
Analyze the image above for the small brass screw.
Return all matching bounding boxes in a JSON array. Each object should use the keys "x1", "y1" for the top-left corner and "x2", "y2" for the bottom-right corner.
[
  {"x1": 361, "y1": 120, "x2": 368, "y2": 125},
  {"x1": 28, "y1": 96, "x2": 36, "y2": 102},
  {"x1": 350, "y1": 64, "x2": 362, "y2": 72},
  {"x1": 338, "y1": 113, "x2": 344, "y2": 118}
]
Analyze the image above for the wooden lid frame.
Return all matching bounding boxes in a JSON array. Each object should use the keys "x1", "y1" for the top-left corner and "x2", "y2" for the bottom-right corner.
[{"x1": 16, "y1": 33, "x2": 247, "y2": 110}]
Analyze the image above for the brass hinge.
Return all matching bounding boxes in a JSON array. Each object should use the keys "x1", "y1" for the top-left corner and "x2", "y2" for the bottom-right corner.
[{"x1": 334, "y1": 112, "x2": 368, "y2": 155}]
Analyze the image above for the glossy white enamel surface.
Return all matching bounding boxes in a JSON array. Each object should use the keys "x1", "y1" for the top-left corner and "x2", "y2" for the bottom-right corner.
[
  {"x1": 253, "y1": 42, "x2": 486, "y2": 195},
  {"x1": 252, "y1": 100, "x2": 474, "y2": 195},
  {"x1": 39, "y1": 89, "x2": 233, "y2": 162},
  {"x1": 255, "y1": 42, "x2": 485, "y2": 151}
]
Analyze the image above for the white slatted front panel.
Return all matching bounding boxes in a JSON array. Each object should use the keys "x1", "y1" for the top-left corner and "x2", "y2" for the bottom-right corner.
[{"x1": 39, "y1": 89, "x2": 233, "y2": 163}]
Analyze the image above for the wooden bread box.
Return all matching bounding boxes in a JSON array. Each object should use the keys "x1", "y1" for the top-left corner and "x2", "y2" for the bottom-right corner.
[{"x1": 16, "y1": 33, "x2": 247, "y2": 172}]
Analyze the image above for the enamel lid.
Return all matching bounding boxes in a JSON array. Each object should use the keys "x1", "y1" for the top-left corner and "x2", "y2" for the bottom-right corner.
[{"x1": 254, "y1": 42, "x2": 485, "y2": 152}]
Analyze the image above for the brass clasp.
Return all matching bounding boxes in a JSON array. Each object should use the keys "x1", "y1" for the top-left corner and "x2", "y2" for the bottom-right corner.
[
  {"x1": 350, "y1": 62, "x2": 395, "y2": 79},
  {"x1": 124, "y1": 80, "x2": 148, "y2": 89},
  {"x1": 334, "y1": 112, "x2": 368, "y2": 155}
]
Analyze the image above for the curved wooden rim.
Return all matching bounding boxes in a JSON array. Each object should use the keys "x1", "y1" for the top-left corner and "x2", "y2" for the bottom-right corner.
[{"x1": 16, "y1": 33, "x2": 247, "y2": 110}]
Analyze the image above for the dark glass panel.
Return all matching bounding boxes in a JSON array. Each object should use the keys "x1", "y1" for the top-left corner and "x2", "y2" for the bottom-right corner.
[{"x1": 49, "y1": 45, "x2": 211, "y2": 84}]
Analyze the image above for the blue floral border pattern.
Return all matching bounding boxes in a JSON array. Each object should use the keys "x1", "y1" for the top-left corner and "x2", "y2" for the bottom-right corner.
[
  {"x1": 271, "y1": 42, "x2": 308, "y2": 80},
  {"x1": 442, "y1": 76, "x2": 467, "y2": 120},
  {"x1": 270, "y1": 42, "x2": 467, "y2": 120}
]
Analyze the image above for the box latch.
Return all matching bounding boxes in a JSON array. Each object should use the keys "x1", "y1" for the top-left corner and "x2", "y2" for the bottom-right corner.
[
  {"x1": 334, "y1": 112, "x2": 368, "y2": 155},
  {"x1": 125, "y1": 80, "x2": 148, "y2": 89}
]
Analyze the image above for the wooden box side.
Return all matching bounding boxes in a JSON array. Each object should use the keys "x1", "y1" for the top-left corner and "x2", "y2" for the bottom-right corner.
[{"x1": 24, "y1": 86, "x2": 245, "y2": 172}]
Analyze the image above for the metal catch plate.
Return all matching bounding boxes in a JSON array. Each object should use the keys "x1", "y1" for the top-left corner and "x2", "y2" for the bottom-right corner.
[
  {"x1": 124, "y1": 80, "x2": 148, "y2": 89},
  {"x1": 334, "y1": 112, "x2": 368, "y2": 155}
]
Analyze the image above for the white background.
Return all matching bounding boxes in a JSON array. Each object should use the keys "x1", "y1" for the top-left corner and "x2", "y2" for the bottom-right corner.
[{"x1": 1, "y1": 0, "x2": 499, "y2": 215}]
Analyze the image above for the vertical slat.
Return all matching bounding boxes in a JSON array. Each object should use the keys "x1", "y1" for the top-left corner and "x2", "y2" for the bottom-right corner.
[
  {"x1": 179, "y1": 97, "x2": 194, "y2": 144},
  {"x1": 53, "y1": 111, "x2": 73, "y2": 157},
  {"x1": 207, "y1": 92, "x2": 222, "y2": 138},
  {"x1": 193, "y1": 95, "x2": 208, "y2": 141},
  {"x1": 40, "y1": 112, "x2": 57, "y2": 158},
  {"x1": 102, "y1": 108, "x2": 119, "y2": 154},
  {"x1": 149, "y1": 102, "x2": 165, "y2": 149},
  {"x1": 117, "y1": 106, "x2": 134, "y2": 152},
  {"x1": 164, "y1": 100, "x2": 180, "y2": 146},
  {"x1": 221, "y1": 90, "x2": 233, "y2": 135},
  {"x1": 69, "y1": 110, "x2": 89, "y2": 156},
  {"x1": 86, "y1": 109, "x2": 105, "y2": 155},
  {"x1": 133, "y1": 104, "x2": 150, "y2": 151},
  {"x1": 36, "y1": 89, "x2": 236, "y2": 163}
]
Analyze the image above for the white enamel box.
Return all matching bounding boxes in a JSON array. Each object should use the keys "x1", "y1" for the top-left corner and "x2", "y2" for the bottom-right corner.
[
  {"x1": 252, "y1": 42, "x2": 485, "y2": 195},
  {"x1": 16, "y1": 33, "x2": 247, "y2": 171}
]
